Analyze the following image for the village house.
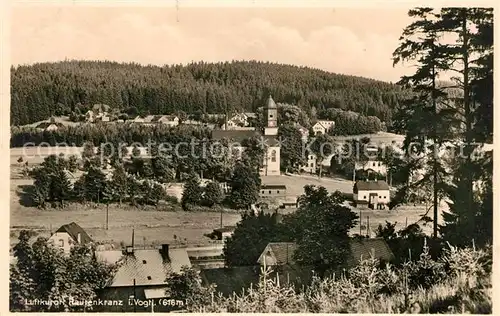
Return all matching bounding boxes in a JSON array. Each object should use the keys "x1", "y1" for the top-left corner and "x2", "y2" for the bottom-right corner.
[
  {"x1": 212, "y1": 95, "x2": 281, "y2": 176},
  {"x1": 257, "y1": 238, "x2": 394, "y2": 268},
  {"x1": 97, "y1": 112, "x2": 111, "y2": 122},
  {"x1": 258, "y1": 242, "x2": 297, "y2": 266},
  {"x1": 355, "y1": 159, "x2": 387, "y2": 175},
  {"x1": 183, "y1": 119, "x2": 216, "y2": 129},
  {"x1": 154, "y1": 115, "x2": 179, "y2": 127},
  {"x1": 280, "y1": 197, "x2": 298, "y2": 209},
  {"x1": 312, "y1": 120, "x2": 335, "y2": 135},
  {"x1": 260, "y1": 184, "x2": 287, "y2": 198},
  {"x1": 96, "y1": 244, "x2": 191, "y2": 312},
  {"x1": 212, "y1": 226, "x2": 236, "y2": 241},
  {"x1": 131, "y1": 115, "x2": 145, "y2": 123},
  {"x1": 301, "y1": 152, "x2": 317, "y2": 174},
  {"x1": 296, "y1": 125, "x2": 310, "y2": 142},
  {"x1": 224, "y1": 112, "x2": 256, "y2": 129},
  {"x1": 353, "y1": 180, "x2": 390, "y2": 209},
  {"x1": 35, "y1": 121, "x2": 64, "y2": 132},
  {"x1": 48, "y1": 222, "x2": 93, "y2": 254}
]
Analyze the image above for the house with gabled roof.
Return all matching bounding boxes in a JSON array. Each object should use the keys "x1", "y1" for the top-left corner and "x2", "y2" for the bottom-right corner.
[
  {"x1": 258, "y1": 242, "x2": 297, "y2": 266},
  {"x1": 35, "y1": 121, "x2": 64, "y2": 132},
  {"x1": 353, "y1": 180, "x2": 390, "y2": 209},
  {"x1": 96, "y1": 244, "x2": 191, "y2": 312},
  {"x1": 257, "y1": 238, "x2": 394, "y2": 268},
  {"x1": 312, "y1": 120, "x2": 335, "y2": 135},
  {"x1": 48, "y1": 222, "x2": 93, "y2": 254}
]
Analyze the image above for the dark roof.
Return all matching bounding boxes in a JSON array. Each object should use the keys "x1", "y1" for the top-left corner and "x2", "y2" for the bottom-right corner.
[
  {"x1": 262, "y1": 184, "x2": 287, "y2": 190},
  {"x1": 211, "y1": 130, "x2": 259, "y2": 142},
  {"x1": 97, "y1": 248, "x2": 191, "y2": 287},
  {"x1": 214, "y1": 226, "x2": 236, "y2": 233},
  {"x1": 354, "y1": 180, "x2": 390, "y2": 191},
  {"x1": 55, "y1": 222, "x2": 93, "y2": 244},
  {"x1": 267, "y1": 242, "x2": 297, "y2": 265},
  {"x1": 263, "y1": 135, "x2": 280, "y2": 146},
  {"x1": 347, "y1": 238, "x2": 394, "y2": 266},
  {"x1": 35, "y1": 122, "x2": 64, "y2": 129},
  {"x1": 260, "y1": 238, "x2": 394, "y2": 267},
  {"x1": 266, "y1": 95, "x2": 277, "y2": 109}
]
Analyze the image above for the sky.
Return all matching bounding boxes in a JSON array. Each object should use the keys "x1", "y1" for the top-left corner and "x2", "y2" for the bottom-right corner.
[{"x1": 11, "y1": 5, "x2": 416, "y2": 82}]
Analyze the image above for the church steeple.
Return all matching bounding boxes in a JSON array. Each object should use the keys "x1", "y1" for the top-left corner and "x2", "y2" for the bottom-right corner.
[{"x1": 264, "y1": 95, "x2": 278, "y2": 135}]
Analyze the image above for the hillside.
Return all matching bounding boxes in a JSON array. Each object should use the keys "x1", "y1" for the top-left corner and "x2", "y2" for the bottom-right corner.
[{"x1": 10, "y1": 60, "x2": 409, "y2": 126}]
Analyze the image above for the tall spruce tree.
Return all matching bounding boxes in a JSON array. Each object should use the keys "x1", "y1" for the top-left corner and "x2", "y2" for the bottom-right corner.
[
  {"x1": 438, "y1": 8, "x2": 494, "y2": 246},
  {"x1": 392, "y1": 7, "x2": 453, "y2": 238}
]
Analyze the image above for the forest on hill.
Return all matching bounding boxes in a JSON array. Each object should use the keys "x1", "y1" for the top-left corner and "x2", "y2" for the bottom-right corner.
[{"x1": 10, "y1": 60, "x2": 409, "y2": 126}]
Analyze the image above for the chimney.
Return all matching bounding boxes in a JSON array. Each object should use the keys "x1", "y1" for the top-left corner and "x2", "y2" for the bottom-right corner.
[
  {"x1": 160, "y1": 244, "x2": 170, "y2": 261},
  {"x1": 77, "y1": 233, "x2": 81, "y2": 244}
]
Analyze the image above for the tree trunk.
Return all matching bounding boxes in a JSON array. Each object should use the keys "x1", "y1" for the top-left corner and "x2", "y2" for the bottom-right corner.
[
  {"x1": 432, "y1": 56, "x2": 439, "y2": 239},
  {"x1": 461, "y1": 9, "x2": 474, "y2": 221}
]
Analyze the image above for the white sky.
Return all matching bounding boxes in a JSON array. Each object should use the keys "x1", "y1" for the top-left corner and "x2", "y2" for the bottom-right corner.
[{"x1": 11, "y1": 6, "x2": 418, "y2": 82}]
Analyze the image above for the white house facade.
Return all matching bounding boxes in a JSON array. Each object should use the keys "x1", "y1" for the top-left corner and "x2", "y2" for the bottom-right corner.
[
  {"x1": 353, "y1": 180, "x2": 390, "y2": 209},
  {"x1": 48, "y1": 222, "x2": 93, "y2": 254},
  {"x1": 355, "y1": 159, "x2": 387, "y2": 175},
  {"x1": 312, "y1": 120, "x2": 335, "y2": 135}
]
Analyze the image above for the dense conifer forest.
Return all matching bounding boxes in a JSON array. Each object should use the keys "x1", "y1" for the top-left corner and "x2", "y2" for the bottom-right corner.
[{"x1": 10, "y1": 60, "x2": 408, "y2": 126}]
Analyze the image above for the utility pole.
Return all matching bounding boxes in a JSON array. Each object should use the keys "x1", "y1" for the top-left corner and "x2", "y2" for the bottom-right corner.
[
  {"x1": 106, "y1": 203, "x2": 109, "y2": 230},
  {"x1": 367, "y1": 216, "x2": 370, "y2": 237},
  {"x1": 133, "y1": 278, "x2": 136, "y2": 313},
  {"x1": 359, "y1": 210, "x2": 362, "y2": 235}
]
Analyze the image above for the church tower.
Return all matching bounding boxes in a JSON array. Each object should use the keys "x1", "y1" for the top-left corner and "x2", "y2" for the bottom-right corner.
[{"x1": 264, "y1": 95, "x2": 278, "y2": 136}]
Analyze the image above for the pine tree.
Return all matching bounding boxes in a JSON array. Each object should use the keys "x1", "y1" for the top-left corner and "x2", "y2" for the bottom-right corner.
[
  {"x1": 392, "y1": 7, "x2": 452, "y2": 238},
  {"x1": 438, "y1": 8, "x2": 493, "y2": 246}
]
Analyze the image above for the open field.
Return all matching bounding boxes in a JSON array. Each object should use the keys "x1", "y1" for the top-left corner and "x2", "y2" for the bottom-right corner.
[
  {"x1": 10, "y1": 145, "x2": 441, "y2": 248},
  {"x1": 11, "y1": 146, "x2": 84, "y2": 165}
]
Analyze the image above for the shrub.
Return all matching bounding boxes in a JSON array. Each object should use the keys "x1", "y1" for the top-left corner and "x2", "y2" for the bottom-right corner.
[{"x1": 183, "y1": 243, "x2": 491, "y2": 313}]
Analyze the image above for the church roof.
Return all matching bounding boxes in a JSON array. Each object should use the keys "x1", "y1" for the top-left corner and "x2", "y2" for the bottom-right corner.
[
  {"x1": 266, "y1": 95, "x2": 277, "y2": 109},
  {"x1": 211, "y1": 131, "x2": 280, "y2": 146},
  {"x1": 211, "y1": 129, "x2": 259, "y2": 142}
]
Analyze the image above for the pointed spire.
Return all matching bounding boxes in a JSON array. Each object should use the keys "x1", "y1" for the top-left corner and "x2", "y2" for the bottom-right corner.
[{"x1": 266, "y1": 95, "x2": 277, "y2": 109}]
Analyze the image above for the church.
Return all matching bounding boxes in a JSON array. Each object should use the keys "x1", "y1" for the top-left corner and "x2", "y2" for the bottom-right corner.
[{"x1": 211, "y1": 95, "x2": 280, "y2": 176}]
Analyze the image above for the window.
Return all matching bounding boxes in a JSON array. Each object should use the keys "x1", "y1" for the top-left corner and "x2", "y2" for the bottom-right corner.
[
  {"x1": 270, "y1": 115, "x2": 273, "y2": 118},
  {"x1": 271, "y1": 150, "x2": 277, "y2": 162},
  {"x1": 373, "y1": 162, "x2": 376, "y2": 167},
  {"x1": 269, "y1": 190, "x2": 272, "y2": 194},
  {"x1": 310, "y1": 163, "x2": 313, "y2": 167},
  {"x1": 261, "y1": 190, "x2": 264, "y2": 194},
  {"x1": 363, "y1": 196, "x2": 366, "y2": 199},
  {"x1": 384, "y1": 196, "x2": 386, "y2": 199},
  {"x1": 142, "y1": 260, "x2": 147, "y2": 264},
  {"x1": 59, "y1": 239, "x2": 64, "y2": 247},
  {"x1": 147, "y1": 276, "x2": 152, "y2": 280},
  {"x1": 378, "y1": 162, "x2": 381, "y2": 167},
  {"x1": 277, "y1": 190, "x2": 280, "y2": 194}
]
